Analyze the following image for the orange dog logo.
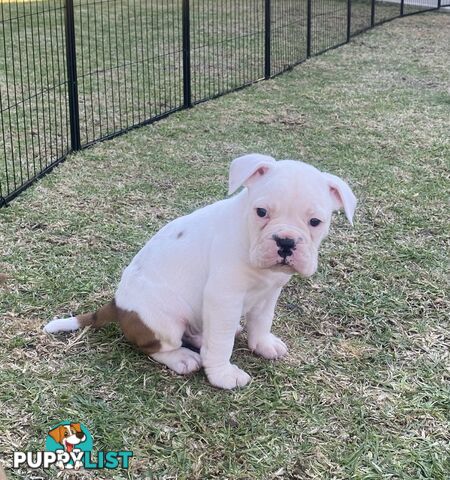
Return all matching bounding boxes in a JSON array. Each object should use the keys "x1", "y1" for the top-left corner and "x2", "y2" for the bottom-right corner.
[
  {"x1": 48, "y1": 423, "x2": 87, "y2": 453},
  {"x1": 47, "y1": 423, "x2": 87, "y2": 469}
]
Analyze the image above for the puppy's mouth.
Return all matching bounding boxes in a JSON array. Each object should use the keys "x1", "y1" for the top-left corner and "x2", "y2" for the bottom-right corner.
[{"x1": 270, "y1": 261, "x2": 296, "y2": 273}]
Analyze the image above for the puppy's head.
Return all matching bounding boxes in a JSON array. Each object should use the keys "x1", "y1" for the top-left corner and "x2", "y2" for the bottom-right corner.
[
  {"x1": 229, "y1": 154, "x2": 357, "y2": 277},
  {"x1": 48, "y1": 423, "x2": 86, "y2": 447}
]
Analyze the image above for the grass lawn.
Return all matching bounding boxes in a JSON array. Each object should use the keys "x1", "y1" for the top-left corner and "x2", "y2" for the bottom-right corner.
[{"x1": 1, "y1": 10, "x2": 449, "y2": 480}]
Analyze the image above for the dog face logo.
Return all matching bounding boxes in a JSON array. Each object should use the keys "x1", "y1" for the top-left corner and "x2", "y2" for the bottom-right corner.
[
  {"x1": 45, "y1": 421, "x2": 93, "y2": 470},
  {"x1": 48, "y1": 423, "x2": 87, "y2": 453}
]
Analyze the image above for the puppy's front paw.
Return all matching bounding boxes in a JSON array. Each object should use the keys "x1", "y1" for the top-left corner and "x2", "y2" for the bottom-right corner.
[
  {"x1": 249, "y1": 334, "x2": 288, "y2": 359},
  {"x1": 205, "y1": 364, "x2": 251, "y2": 389}
]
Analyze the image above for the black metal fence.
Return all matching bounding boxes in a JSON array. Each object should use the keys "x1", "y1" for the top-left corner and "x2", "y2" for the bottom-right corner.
[{"x1": 0, "y1": 0, "x2": 445, "y2": 206}]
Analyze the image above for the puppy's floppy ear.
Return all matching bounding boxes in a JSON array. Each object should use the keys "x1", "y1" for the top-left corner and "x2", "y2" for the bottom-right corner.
[
  {"x1": 323, "y1": 172, "x2": 357, "y2": 225},
  {"x1": 228, "y1": 153, "x2": 276, "y2": 195},
  {"x1": 48, "y1": 426, "x2": 65, "y2": 445}
]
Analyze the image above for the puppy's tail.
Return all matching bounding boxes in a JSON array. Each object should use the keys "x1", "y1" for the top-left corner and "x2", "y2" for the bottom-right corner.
[{"x1": 43, "y1": 300, "x2": 118, "y2": 334}]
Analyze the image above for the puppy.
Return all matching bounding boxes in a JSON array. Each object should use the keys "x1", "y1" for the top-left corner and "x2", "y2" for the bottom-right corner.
[{"x1": 44, "y1": 154, "x2": 356, "y2": 389}]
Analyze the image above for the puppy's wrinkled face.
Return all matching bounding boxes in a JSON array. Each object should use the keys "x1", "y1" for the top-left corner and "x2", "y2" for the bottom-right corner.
[
  {"x1": 245, "y1": 162, "x2": 333, "y2": 276},
  {"x1": 228, "y1": 155, "x2": 356, "y2": 278}
]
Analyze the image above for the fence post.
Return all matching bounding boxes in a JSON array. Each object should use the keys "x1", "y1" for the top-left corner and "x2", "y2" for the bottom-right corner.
[
  {"x1": 307, "y1": 0, "x2": 312, "y2": 57},
  {"x1": 182, "y1": 0, "x2": 192, "y2": 108},
  {"x1": 400, "y1": 0, "x2": 404, "y2": 16},
  {"x1": 437, "y1": 0, "x2": 441, "y2": 8},
  {"x1": 64, "y1": 0, "x2": 80, "y2": 151},
  {"x1": 264, "y1": 0, "x2": 272, "y2": 80},
  {"x1": 347, "y1": 0, "x2": 351, "y2": 42},
  {"x1": 264, "y1": 0, "x2": 271, "y2": 79},
  {"x1": 371, "y1": 0, "x2": 375, "y2": 27}
]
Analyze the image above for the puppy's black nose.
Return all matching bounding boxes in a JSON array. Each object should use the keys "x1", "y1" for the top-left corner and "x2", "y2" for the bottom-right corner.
[
  {"x1": 275, "y1": 237, "x2": 295, "y2": 250},
  {"x1": 274, "y1": 236, "x2": 295, "y2": 258},
  {"x1": 76, "y1": 432, "x2": 85, "y2": 440}
]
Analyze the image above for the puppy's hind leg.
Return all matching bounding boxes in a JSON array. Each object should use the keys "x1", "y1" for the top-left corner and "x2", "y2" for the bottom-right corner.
[
  {"x1": 151, "y1": 348, "x2": 202, "y2": 375},
  {"x1": 117, "y1": 308, "x2": 201, "y2": 375}
]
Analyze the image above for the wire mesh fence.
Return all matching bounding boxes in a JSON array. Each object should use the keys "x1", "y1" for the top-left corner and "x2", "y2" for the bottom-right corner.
[
  {"x1": 311, "y1": 0, "x2": 348, "y2": 55},
  {"x1": 0, "y1": 0, "x2": 445, "y2": 206},
  {"x1": 190, "y1": 1, "x2": 265, "y2": 103},
  {"x1": 403, "y1": 0, "x2": 439, "y2": 15},
  {"x1": 0, "y1": 0, "x2": 70, "y2": 204},
  {"x1": 374, "y1": 1, "x2": 402, "y2": 24},
  {"x1": 270, "y1": 0, "x2": 308, "y2": 75},
  {"x1": 350, "y1": 0, "x2": 372, "y2": 35},
  {"x1": 74, "y1": 0, "x2": 184, "y2": 147}
]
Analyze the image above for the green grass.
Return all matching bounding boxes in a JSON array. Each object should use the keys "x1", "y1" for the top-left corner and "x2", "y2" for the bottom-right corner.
[{"x1": 1, "y1": 11, "x2": 449, "y2": 480}]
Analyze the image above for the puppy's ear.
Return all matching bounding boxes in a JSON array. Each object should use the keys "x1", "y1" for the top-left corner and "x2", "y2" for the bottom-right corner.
[
  {"x1": 48, "y1": 426, "x2": 65, "y2": 445},
  {"x1": 323, "y1": 172, "x2": 357, "y2": 225},
  {"x1": 228, "y1": 153, "x2": 276, "y2": 195}
]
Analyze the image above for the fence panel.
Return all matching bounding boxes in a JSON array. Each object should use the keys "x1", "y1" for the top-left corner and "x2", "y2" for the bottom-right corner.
[
  {"x1": 73, "y1": 0, "x2": 184, "y2": 147},
  {"x1": 190, "y1": 0, "x2": 265, "y2": 103},
  {"x1": 271, "y1": 0, "x2": 308, "y2": 75},
  {"x1": 403, "y1": 0, "x2": 439, "y2": 14},
  {"x1": 351, "y1": 0, "x2": 373, "y2": 34},
  {"x1": 375, "y1": 0, "x2": 400, "y2": 23},
  {"x1": 311, "y1": 0, "x2": 348, "y2": 55},
  {"x1": 0, "y1": 0, "x2": 70, "y2": 205}
]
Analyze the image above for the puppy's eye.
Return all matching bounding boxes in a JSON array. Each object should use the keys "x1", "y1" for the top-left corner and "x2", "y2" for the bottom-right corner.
[
  {"x1": 64, "y1": 431, "x2": 69, "y2": 437},
  {"x1": 309, "y1": 218, "x2": 321, "y2": 227},
  {"x1": 256, "y1": 208, "x2": 267, "y2": 218}
]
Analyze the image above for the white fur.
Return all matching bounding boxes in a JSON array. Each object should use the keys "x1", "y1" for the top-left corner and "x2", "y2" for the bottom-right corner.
[
  {"x1": 152, "y1": 348, "x2": 202, "y2": 375},
  {"x1": 111, "y1": 154, "x2": 356, "y2": 389},
  {"x1": 44, "y1": 316, "x2": 79, "y2": 333}
]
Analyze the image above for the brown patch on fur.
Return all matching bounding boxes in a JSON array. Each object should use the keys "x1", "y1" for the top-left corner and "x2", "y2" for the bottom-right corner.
[
  {"x1": 75, "y1": 300, "x2": 161, "y2": 354},
  {"x1": 78, "y1": 299, "x2": 118, "y2": 328},
  {"x1": 117, "y1": 307, "x2": 161, "y2": 355}
]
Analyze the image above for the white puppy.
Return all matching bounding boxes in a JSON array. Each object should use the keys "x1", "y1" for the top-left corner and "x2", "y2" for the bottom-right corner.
[{"x1": 44, "y1": 154, "x2": 356, "y2": 389}]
